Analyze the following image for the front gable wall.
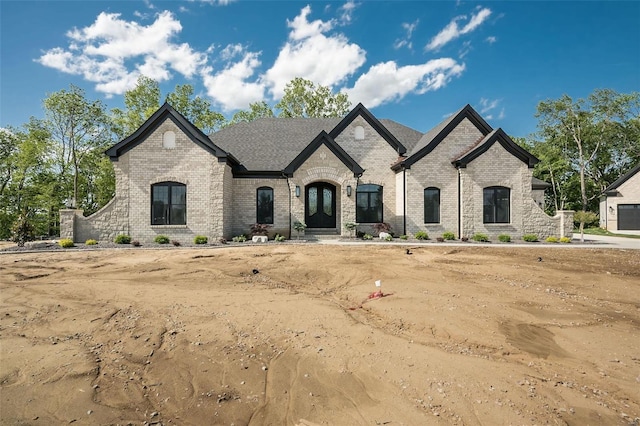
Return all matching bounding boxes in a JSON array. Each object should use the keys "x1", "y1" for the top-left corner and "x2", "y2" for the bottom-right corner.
[{"x1": 601, "y1": 165, "x2": 640, "y2": 231}]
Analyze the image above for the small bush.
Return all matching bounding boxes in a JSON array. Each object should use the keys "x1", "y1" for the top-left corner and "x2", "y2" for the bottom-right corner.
[
  {"x1": 522, "y1": 234, "x2": 539, "y2": 242},
  {"x1": 559, "y1": 236, "x2": 571, "y2": 243},
  {"x1": 372, "y1": 222, "x2": 392, "y2": 234},
  {"x1": 436, "y1": 237, "x2": 444, "y2": 242},
  {"x1": 171, "y1": 240, "x2": 181, "y2": 246},
  {"x1": 85, "y1": 239, "x2": 98, "y2": 245},
  {"x1": 232, "y1": 235, "x2": 247, "y2": 243},
  {"x1": 154, "y1": 235, "x2": 170, "y2": 244},
  {"x1": 219, "y1": 237, "x2": 227, "y2": 244},
  {"x1": 414, "y1": 230, "x2": 428, "y2": 240},
  {"x1": 59, "y1": 238, "x2": 74, "y2": 248},
  {"x1": 274, "y1": 234, "x2": 286, "y2": 242},
  {"x1": 442, "y1": 231, "x2": 455, "y2": 240},
  {"x1": 131, "y1": 240, "x2": 141, "y2": 247},
  {"x1": 399, "y1": 234, "x2": 408, "y2": 240},
  {"x1": 498, "y1": 234, "x2": 511, "y2": 243},
  {"x1": 11, "y1": 213, "x2": 35, "y2": 247},
  {"x1": 461, "y1": 237, "x2": 469, "y2": 242},
  {"x1": 384, "y1": 234, "x2": 393, "y2": 241},
  {"x1": 114, "y1": 234, "x2": 131, "y2": 244},
  {"x1": 472, "y1": 233, "x2": 489, "y2": 242},
  {"x1": 362, "y1": 233, "x2": 373, "y2": 240},
  {"x1": 194, "y1": 235, "x2": 208, "y2": 244},
  {"x1": 545, "y1": 236, "x2": 559, "y2": 243},
  {"x1": 250, "y1": 223, "x2": 271, "y2": 236}
]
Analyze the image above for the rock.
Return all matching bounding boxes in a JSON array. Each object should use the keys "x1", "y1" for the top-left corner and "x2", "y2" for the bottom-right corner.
[{"x1": 252, "y1": 236, "x2": 268, "y2": 243}]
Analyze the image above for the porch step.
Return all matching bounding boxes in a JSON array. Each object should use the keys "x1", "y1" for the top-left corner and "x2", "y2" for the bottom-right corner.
[{"x1": 305, "y1": 228, "x2": 341, "y2": 240}]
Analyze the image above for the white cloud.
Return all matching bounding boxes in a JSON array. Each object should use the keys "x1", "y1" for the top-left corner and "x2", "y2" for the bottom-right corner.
[
  {"x1": 394, "y1": 19, "x2": 419, "y2": 50},
  {"x1": 201, "y1": 47, "x2": 265, "y2": 112},
  {"x1": 478, "y1": 97, "x2": 504, "y2": 120},
  {"x1": 37, "y1": 11, "x2": 207, "y2": 96},
  {"x1": 263, "y1": 5, "x2": 366, "y2": 98},
  {"x1": 486, "y1": 36, "x2": 497, "y2": 44},
  {"x1": 426, "y1": 7, "x2": 491, "y2": 51},
  {"x1": 343, "y1": 58, "x2": 465, "y2": 108},
  {"x1": 187, "y1": 0, "x2": 236, "y2": 5},
  {"x1": 338, "y1": 1, "x2": 358, "y2": 24}
]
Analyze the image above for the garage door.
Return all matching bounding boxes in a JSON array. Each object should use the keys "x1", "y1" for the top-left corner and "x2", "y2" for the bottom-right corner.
[{"x1": 618, "y1": 204, "x2": 640, "y2": 230}]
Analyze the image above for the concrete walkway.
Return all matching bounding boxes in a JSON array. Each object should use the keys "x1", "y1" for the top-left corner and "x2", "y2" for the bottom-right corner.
[{"x1": 316, "y1": 235, "x2": 640, "y2": 250}]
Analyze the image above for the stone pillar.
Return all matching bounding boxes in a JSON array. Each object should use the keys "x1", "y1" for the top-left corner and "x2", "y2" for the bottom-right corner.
[
  {"x1": 59, "y1": 209, "x2": 83, "y2": 242},
  {"x1": 557, "y1": 210, "x2": 575, "y2": 237}
]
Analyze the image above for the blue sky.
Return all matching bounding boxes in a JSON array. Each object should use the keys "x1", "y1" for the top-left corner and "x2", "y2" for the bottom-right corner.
[{"x1": 1, "y1": 1, "x2": 638, "y2": 137}]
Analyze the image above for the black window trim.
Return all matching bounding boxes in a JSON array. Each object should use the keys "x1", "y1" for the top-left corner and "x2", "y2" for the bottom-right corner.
[
  {"x1": 151, "y1": 181, "x2": 187, "y2": 225},
  {"x1": 256, "y1": 186, "x2": 274, "y2": 224},
  {"x1": 356, "y1": 184, "x2": 383, "y2": 223},
  {"x1": 483, "y1": 186, "x2": 510, "y2": 224},
  {"x1": 424, "y1": 187, "x2": 440, "y2": 224}
]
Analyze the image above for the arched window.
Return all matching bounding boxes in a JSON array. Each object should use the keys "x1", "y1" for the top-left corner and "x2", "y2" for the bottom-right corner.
[
  {"x1": 483, "y1": 186, "x2": 510, "y2": 223},
  {"x1": 256, "y1": 187, "x2": 274, "y2": 224},
  {"x1": 424, "y1": 187, "x2": 440, "y2": 223},
  {"x1": 151, "y1": 182, "x2": 186, "y2": 225},
  {"x1": 356, "y1": 184, "x2": 383, "y2": 223},
  {"x1": 354, "y1": 125, "x2": 365, "y2": 140},
  {"x1": 162, "y1": 131, "x2": 176, "y2": 149}
]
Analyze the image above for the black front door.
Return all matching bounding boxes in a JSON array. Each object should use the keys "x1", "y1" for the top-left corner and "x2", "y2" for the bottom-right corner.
[{"x1": 305, "y1": 183, "x2": 336, "y2": 228}]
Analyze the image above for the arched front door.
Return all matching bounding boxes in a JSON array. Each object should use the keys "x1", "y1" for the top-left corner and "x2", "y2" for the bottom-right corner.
[{"x1": 305, "y1": 183, "x2": 336, "y2": 228}]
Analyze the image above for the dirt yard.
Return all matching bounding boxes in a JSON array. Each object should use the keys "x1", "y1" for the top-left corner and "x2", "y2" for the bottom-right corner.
[{"x1": 1, "y1": 244, "x2": 639, "y2": 425}]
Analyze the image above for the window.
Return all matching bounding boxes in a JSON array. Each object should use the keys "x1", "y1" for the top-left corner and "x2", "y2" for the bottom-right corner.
[
  {"x1": 356, "y1": 184, "x2": 383, "y2": 223},
  {"x1": 257, "y1": 187, "x2": 274, "y2": 224},
  {"x1": 151, "y1": 182, "x2": 186, "y2": 225},
  {"x1": 483, "y1": 186, "x2": 510, "y2": 223},
  {"x1": 162, "y1": 131, "x2": 176, "y2": 149},
  {"x1": 424, "y1": 187, "x2": 440, "y2": 223},
  {"x1": 354, "y1": 125, "x2": 365, "y2": 140}
]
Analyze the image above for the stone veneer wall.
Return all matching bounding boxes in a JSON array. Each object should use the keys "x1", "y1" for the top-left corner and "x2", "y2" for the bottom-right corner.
[
  {"x1": 289, "y1": 144, "x2": 357, "y2": 237},
  {"x1": 333, "y1": 116, "x2": 401, "y2": 234},
  {"x1": 405, "y1": 118, "x2": 485, "y2": 237},
  {"x1": 231, "y1": 177, "x2": 290, "y2": 238}
]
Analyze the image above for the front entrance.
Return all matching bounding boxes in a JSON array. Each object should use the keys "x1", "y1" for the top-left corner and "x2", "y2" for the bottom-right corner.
[{"x1": 305, "y1": 182, "x2": 336, "y2": 228}]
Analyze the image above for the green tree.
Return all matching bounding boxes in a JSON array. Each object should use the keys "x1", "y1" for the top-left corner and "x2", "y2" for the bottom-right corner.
[
  {"x1": 275, "y1": 77, "x2": 351, "y2": 118},
  {"x1": 226, "y1": 101, "x2": 275, "y2": 126},
  {"x1": 166, "y1": 84, "x2": 225, "y2": 133},
  {"x1": 43, "y1": 85, "x2": 111, "y2": 209},
  {"x1": 111, "y1": 75, "x2": 161, "y2": 139},
  {"x1": 535, "y1": 89, "x2": 640, "y2": 212}
]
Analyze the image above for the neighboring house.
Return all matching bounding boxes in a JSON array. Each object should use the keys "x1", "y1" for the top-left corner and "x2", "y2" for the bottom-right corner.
[
  {"x1": 60, "y1": 102, "x2": 573, "y2": 243},
  {"x1": 600, "y1": 162, "x2": 640, "y2": 231}
]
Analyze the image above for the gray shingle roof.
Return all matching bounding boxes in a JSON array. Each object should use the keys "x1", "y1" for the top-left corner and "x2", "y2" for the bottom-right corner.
[{"x1": 209, "y1": 116, "x2": 422, "y2": 171}]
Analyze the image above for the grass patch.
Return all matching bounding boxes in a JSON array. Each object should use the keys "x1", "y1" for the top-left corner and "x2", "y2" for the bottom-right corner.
[{"x1": 579, "y1": 227, "x2": 640, "y2": 239}]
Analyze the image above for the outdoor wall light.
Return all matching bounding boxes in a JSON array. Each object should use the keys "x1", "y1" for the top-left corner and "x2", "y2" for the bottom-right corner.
[
  {"x1": 609, "y1": 206, "x2": 614, "y2": 213},
  {"x1": 346, "y1": 185, "x2": 352, "y2": 197},
  {"x1": 295, "y1": 186, "x2": 301, "y2": 197}
]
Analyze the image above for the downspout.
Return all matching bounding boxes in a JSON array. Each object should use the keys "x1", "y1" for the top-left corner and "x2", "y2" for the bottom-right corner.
[
  {"x1": 284, "y1": 172, "x2": 292, "y2": 239},
  {"x1": 403, "y1": 167, "x2": 407, "y2": 236},
  {"x1": 457, "y1": 167, "x2": 462, "y2": 239}
]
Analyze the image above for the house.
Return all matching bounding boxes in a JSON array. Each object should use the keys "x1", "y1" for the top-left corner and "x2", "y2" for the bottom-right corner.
[
  {"x1": 600, "y1": 162, "x2": 640, "y2": 231},
  {"x1": 60, "y1": 102, "x2": 573, "y2": 243}
]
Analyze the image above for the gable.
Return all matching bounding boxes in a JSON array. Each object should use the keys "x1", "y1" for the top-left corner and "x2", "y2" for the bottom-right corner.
[
  {"x1": 398, "y1": 104, "x2": 493, "y2": 170},
  {"x1": 329, "y1": 103, "x2": 407, "y2": 155},
  {"x1": 453, "y1": 128, "x2": 539, "y2": 168},
  {"x1": 283, "y1": 131, "x2": 364, "y2": 177},
  {"x1": 603, "y1": 162, "x2": 640, "y2": 196},
  {"x1": 105, "y1": 103, "x2": 233, "y2": 163}
]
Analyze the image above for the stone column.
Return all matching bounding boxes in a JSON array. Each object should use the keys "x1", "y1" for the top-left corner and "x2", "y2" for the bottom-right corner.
[
  {"x1": 557, "y1": 210, "x2": 575, "y2": 237},
  {"x1": 59, "y1": 209, "x2": 83, "y2": 242}
]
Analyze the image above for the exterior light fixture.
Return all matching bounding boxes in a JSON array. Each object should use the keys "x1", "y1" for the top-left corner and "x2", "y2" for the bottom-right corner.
[
  {"x1": 609, "y1": 206, "x2": 614, "y2": 213},
  {"x1": 295, "y1": 186, "x2": 301, "y2": 197},
  {"x1": 346, "y1": 185, "x2": 352, "y2": 197}
]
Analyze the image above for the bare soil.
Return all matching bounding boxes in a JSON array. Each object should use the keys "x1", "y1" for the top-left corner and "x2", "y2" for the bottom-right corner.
[{"x1": 1, "y1": 245, "x2": 639, "y2": 425}]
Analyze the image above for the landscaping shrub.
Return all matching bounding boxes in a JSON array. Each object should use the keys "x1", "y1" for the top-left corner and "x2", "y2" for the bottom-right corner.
[
  {"x1": 11, "y1": 213, "x2": 35, "y2": 247},
  {"x1": 461, "y1": 237, "x2": 469, "y2": 242},
  {"x1": 171, "y1": 240, "x2": 181, "y2": 246},
  {"x1": 399, "y1": 234, "x2": 408, "y2": 240},
  {"x1": 219, "y1": 237, "x2": 228, "y2": 244},
  {"x1": 154, "y1": 235, "x2": 170, "y2": 244},
  {"x1": 522, "y1": 234, "x2": 539, "y2": 242},
  {"x1": 194, "y1": 235, "x2": 208, "y2": 244},
  {"x1": 362, "y1": 233, "x2": 373, "y2": 240},
  {"x1": 59, "y1": 238, "x2": 74, "y2": 248},
  {"x1": 436, "y1": 237, "x2": 444, "y2": 242},
  {"x1": 250, "y1": 223, "x2": 271, "y2": 236},
  {"x1": 414, "y1": 230, "x2": 428, "y2": 240},
  {"x1": 343, "y1": 222, "x2": 358, "y2": 238},
  {"x1": 274, "y1": 234, "x2": 286, "y2": 242},
  {"x1": 498, "y1": 234, "x2": 511, "y2": 243},
  {"x1": 232, "y1": 235, "x2": 247, "y2": 243},
  {"x1": 442, "y1": 231, "x2": 455, "y2": 240},
  {"x1": 293, "y1": 221, "x2": 307, "y2": 240},
  {"x1": 85, "y1": 239, "x2": 98, "y2": 245},
  {"x1": 372, "y1": 222, "x2": 392, "y2": 234},
  {"x1": 131, "y1": 240, "x2": 141, "y2": 247},
  {"x1": 472, "y1": 233, "x2": 489, "y2": 242},
  {"x1": 545, "y1": 236, "x2": 559, "y2": 243},
  {"x1": 384, "y1": 234, "x2": 393, "y2": 241},
  {"x1": 559, "y1": 236, "x2": 571, "y2": 243},
  {"x1": 114, "y1": 234, "x2": 131, "y2": 244}
]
